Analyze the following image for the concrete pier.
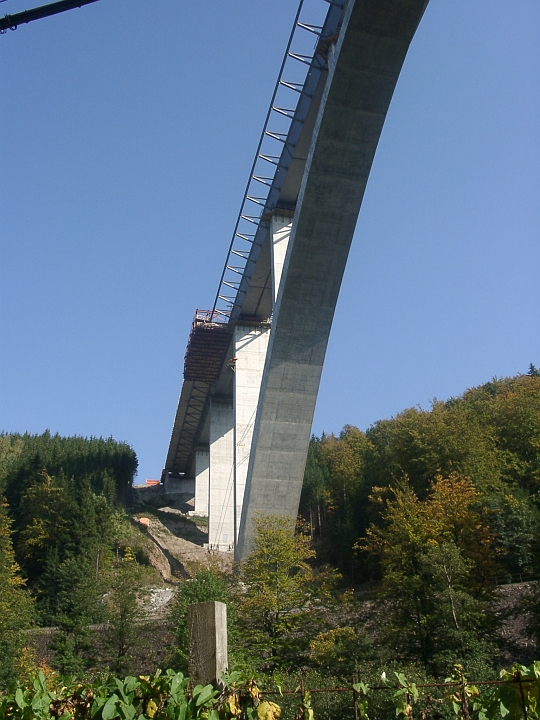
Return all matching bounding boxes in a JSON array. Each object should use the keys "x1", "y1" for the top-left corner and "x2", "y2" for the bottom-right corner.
[
  {"x1": 270, "y1": 213, "x2": 293, "y2": 304},
  {"x1": 208, "y1": 399, "x2": 234, "y2": 550},
  {"x1": 233, "y1": 324, "x2": 270, "y2": 542},
  {"x1": 194, "y1": 449, "x2": 209, "y2": 516},
  {"x1": 188, "y1": 601, "x2": 228, "y2": 686},
  {"x1": 207, "y1": 325, "x2": 269, "y2": 550}
]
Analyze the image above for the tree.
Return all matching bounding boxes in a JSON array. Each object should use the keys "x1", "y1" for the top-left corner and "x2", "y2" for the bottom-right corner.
[
  {"x1": 170, "y1": 565, "x2": 234, "y2": 674},
  {"x1": 1, "y1": 431, "x2": 138, "y2": 525},
  {"x1": 319, "y1": 427, "x2": 370, "y2": 573},
  {"x1": 0, "y1": 436, "x2": 23, "y2": 495},
  {"x1": 237, "y1": 514, "x2": 339, "y2": 671},
  {"x1": 364, "y1": 402, "x2": 502, "y2": 501},
  {"x1": 488, "y1": 374, "x2": 540, "y2": 493},
  {"x1": 48, "y1": 553, "x2": 106, "y2": 674},
  {"x1": 17, "y1": 472, "x2": 75, "y2": 584},
  {"x1": 486, "y1": 492, "x2": 539, "y2": 581},
  {"x1": 360, "y1": 474, "x2": 497, "y2": 675},
  {"x1": 308, "y1": 624, "x2": 371, "y2": 676},
  {"x1": 0, "y1": 500, "x2": 34, "y2": 689},
  {"x1": 300, "y1": 436, "x2": 327, "y2": 539},
  {"x1": 105, "y1": 547, "x2": 147, "y2": 675},
  {"x1": 301, "y1": 428, "x2": 372, "y2": 577},
  {"x1": 419, "y1": 542, "x2": 495, "y2": 675}
]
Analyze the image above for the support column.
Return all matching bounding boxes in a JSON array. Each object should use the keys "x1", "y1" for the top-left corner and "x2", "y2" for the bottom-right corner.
[
  {"x1": 207, "y1": 220, "x2": 287, "y2": 551},
  {"x1": 194, "y1": 449, "x2": 209, "y2": 516},
  {"x1": 270, "y1": 213, "x2": 293, "y2": 305},
  {"x1": 209, "y1": 399, "x2": 234, "y2": 550},
  {"x1": 233, "y1": 324, "x2": 270, "y2": 542}
]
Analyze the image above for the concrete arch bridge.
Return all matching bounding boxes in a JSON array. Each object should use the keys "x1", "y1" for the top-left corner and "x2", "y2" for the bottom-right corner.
[{"x1": 161, "y1": 0, "x2": 429, "y2": 560}]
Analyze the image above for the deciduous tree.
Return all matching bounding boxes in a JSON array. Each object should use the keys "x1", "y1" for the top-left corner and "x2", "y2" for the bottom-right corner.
[
  {"x1": 360, "y1": 474, "x2": 496, "y2": 674},
  {"x1": 238, "y1": 514, "x2": 339, "y2": 670},
  {"x1": 170, "y1": 565, "x2": 234, "y2": 674}
]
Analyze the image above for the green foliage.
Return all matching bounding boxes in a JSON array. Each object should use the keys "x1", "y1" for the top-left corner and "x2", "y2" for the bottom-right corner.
[
  {"x1": 0, "y1": 500, "x2": 34, "y2": 690},
  {"x1": 300, "y1": 438, "x2": 327, "y2": 540},
  {"x1": 3, "y1": 662, "x2": 540, "y2": 720},
  {"x1": 0, "y1": 669, "x2": 218, "y2": 720},
  {"x1": 0, "y1": 438, "x2": 23, "y2": 486},
  {"x1": 470, "y1": 662, "x2": 540, "y2": 719},
  {"x1": 360, "y1": 474, "x2": 497, "y2": 675},
  {"x1": 308, "y1": 626, "x2": 371, "y2": 677},
  {"x1": 0, "y1": 432, "x2": 139, "y2": 639},
  {"x1": 2, "y1": 371, "x2": 538, "y2": 686},
  {"x1": 0, "y1": 431, "x2": 137, "y2": 508},
  {"x1": 392, "y1": 671, "x2": 419, "y2": 718},
  {"x1": 170, "y1": 565, "x2": 235, "y2": 674},
  {"x1": 0, "y1": 669, "x2": 278, "y2": 720},
  {"x1": 352, "y1": 681, "x2": 370, "y2": 719},
  {"x1": 105, "y1": 548, "x2": 150, "y2": 676},
  {"x1": 529, "y1": 364, "x2": 540, "y2": 378},
  {"x1": 301, "y1": 372, "x2": 540, "y2": 584},
  {"x1": 261, "y1": 670, "x2": 354, "y2": 720},
  {"x1": 486, "y1": 493, "x2": 539, "y2": 580},
  {"x1": 300, "y1": 428, "x2": 372, "y2": 576},
  {"x1": 237, "y1": 515, "x2": 340, "y2": 672}
]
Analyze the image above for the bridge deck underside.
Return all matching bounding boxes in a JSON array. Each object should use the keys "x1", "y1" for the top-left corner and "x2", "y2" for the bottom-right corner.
[
  {"x1": 165, "y1": 322, "x2": 232, "y2": 477},
  {"x1": 184, "y1": 323, "x2": 232, "y2": 383}
]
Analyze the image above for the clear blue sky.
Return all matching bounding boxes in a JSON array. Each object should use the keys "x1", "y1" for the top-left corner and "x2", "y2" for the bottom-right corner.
[{"x1": 1, "y1": 0, "x2": 538, "y2": 483}]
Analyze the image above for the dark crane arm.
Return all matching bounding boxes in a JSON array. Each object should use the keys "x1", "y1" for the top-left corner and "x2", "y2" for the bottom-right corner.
[{"x1": 1, "y1": 0, "x2": 101, "y2": 33}]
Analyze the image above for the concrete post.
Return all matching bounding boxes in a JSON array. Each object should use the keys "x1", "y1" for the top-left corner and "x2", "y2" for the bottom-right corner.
[
  {"x1": 208, "y1": 399, "x2": 234, "y2": 550},
  {"x1": 194, "y1": 449, "x2": 209, "y2": 516},
  {"x1": 188, "y1": 601, "x2": 228, "y2": 686}
]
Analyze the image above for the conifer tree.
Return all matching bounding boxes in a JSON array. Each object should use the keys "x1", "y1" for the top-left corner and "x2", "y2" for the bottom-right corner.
[
  {"x1": 106, "y1": 547, "x2": 146, "y2": 675},
  {"x1": 0, "y1": 500, "x2": 34, "y2": 689}
]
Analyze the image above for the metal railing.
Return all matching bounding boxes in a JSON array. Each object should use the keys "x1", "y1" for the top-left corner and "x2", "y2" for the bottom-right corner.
[{"x1": 209, "y1": 0, "x2": 345, "y2": 324}]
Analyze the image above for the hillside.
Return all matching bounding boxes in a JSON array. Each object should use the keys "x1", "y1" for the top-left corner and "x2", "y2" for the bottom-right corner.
[{"x1": 1, "y1": 368, "x2": 539, "y2": 685}]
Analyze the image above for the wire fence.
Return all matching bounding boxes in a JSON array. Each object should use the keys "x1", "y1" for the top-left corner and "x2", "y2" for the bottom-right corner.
[{"x1": 260, "y1": 671, "x2": 540, "y2": 720}]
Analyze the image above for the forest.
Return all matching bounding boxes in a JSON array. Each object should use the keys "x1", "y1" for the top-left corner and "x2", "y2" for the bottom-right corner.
[{"x1": 1, "y1": 367, "x2": 539, "y2": 717}]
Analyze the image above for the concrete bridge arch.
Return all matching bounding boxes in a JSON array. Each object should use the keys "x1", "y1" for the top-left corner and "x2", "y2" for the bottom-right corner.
[{"x1": 163, "y1": 0, "x2": 431, "y2": 559}]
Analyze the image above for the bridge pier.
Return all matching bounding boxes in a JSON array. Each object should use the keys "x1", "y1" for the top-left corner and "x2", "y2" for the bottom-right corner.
[
  {"x1": 206, "y1": 324, "x2": 270, "y2": 551},
  {"x1": 208, "y1": 399, "x2": 234, "y2": 550},
  {"x1": 270, "y1": 212, "x2": 293, "y2": 303},
  {"x1": 194, "y1": 449, "x2": 209, "y2": 516},
  {"x1": 233, "y1": 323, "x2": 270, "y2": 543},
  {"x1": 205, "y1": 210, "x2": 290, "y2": 551}
]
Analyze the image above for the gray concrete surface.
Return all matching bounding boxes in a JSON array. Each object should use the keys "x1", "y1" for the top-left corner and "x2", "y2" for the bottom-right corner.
[
  {"x1": 209, "y1": 399, "x2": 234, "y2": 549},
  {"x1": 188, "y1": 601, "x2": 228, "y2": 686},
  {"x1": 236, "y1": 0, "x2": 430, "y2": 559},
  {"x1": 195, "y1": 449, "x2": 210, "y2": 516}
]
